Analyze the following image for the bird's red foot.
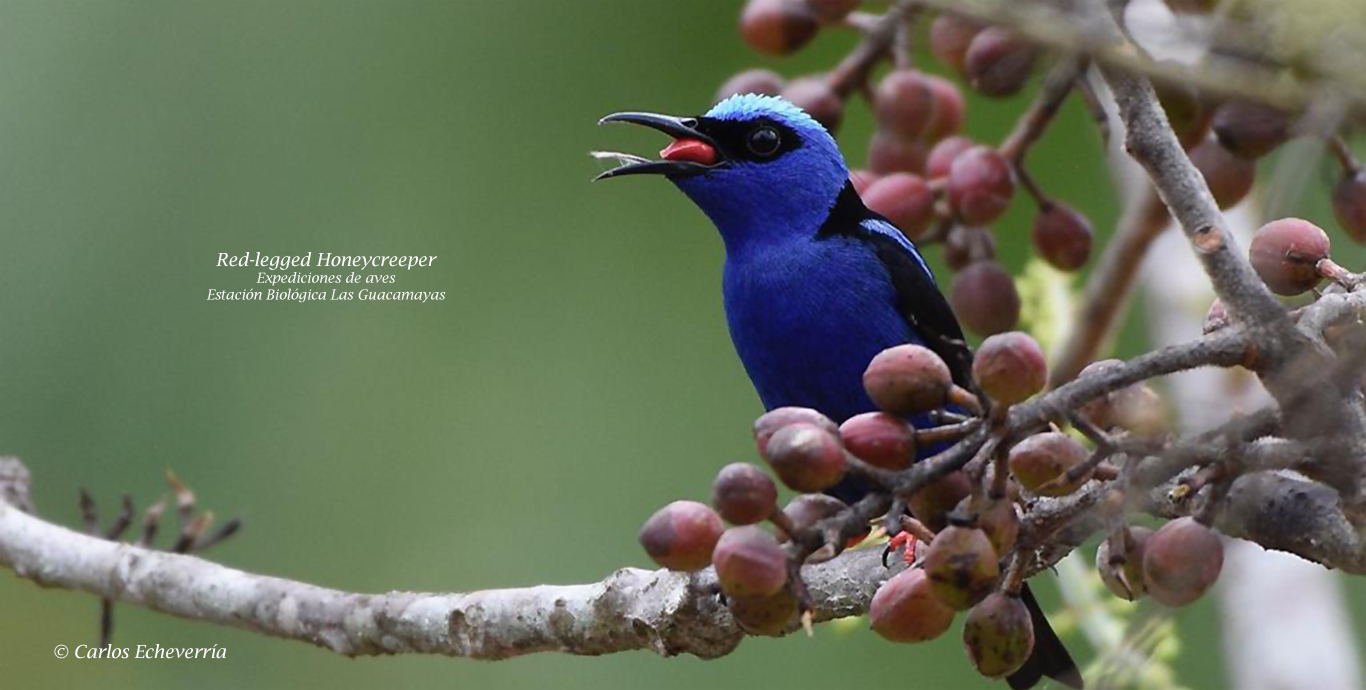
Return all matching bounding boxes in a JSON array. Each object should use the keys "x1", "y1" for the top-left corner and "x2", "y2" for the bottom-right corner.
[{"x1": 881, "y1": 531, "x2": 918, "y2": 568}]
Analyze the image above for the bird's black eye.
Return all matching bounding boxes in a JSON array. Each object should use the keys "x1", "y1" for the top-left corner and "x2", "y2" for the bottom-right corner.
[{"x1": 746, "y1": 126, "x2": 781, "y2": 157}]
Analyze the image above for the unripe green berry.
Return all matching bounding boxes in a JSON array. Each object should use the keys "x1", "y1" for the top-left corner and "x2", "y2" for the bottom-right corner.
[{"x1": 963, "y1": 591, "x2": 1034, "y2": 678}]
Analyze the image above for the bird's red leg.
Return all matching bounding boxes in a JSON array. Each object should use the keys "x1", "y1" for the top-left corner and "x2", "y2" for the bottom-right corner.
[{"x1": 882, "y1": 531, "x2": 918, "y2": 567}]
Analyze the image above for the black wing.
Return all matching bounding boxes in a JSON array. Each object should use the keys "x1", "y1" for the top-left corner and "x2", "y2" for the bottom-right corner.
[{"x1": 818, "y1": 182, "x2": 973, "y2": 386}]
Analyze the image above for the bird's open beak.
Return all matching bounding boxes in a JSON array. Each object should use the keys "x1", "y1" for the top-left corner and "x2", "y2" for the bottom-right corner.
[{"x1": 593, "y1": 112, "x2": 724, "y2": 181}]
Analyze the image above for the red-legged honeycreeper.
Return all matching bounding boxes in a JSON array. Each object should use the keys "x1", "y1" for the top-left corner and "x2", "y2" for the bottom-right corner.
[{"x1": 596, "y1": 94, "x2": 1081, "y2": 690}]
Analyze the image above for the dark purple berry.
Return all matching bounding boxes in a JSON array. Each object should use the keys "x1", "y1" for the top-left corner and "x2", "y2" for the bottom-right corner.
[
  {"x1": 950, "y1": 262, "x2": 1020, "y2": 337},
  {"x1": 712, "y1": 463, "x2": 778, "y2": 525},
  {"x1": 1032, "y1": 203, "x2": 1093, "y2": 271}
]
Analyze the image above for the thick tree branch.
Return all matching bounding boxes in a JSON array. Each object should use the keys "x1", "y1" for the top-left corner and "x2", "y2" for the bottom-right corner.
[{"x1": 0, "y1": 464, "x2": 894, "y2": 660}]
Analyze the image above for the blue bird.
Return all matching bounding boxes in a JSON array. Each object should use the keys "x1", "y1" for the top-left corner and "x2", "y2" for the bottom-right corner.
[{"x1": 597, "y1": 94, "x2": 1081, "y2": 690}]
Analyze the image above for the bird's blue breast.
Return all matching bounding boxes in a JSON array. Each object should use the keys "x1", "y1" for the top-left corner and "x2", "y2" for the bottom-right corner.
[{"x1": 723, "y1": 234, "x2": 923, "y2": 423}]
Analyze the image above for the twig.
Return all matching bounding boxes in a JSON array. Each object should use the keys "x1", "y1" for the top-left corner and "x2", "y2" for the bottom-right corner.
[{"x1": 1049, "y1": 188, "x2": 1169, "y2": 387}]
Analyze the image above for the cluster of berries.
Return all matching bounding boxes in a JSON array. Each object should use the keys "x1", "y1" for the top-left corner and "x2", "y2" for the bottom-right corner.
[
  {"x1": 638, "y1": 330, "x2": 1227, "y2": 679},
  {"x1": 726, "y1": 0, "x2": 1366, "y2": 339}
]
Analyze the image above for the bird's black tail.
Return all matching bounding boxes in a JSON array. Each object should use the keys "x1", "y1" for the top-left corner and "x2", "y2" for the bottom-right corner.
[{"x1": 1006, "y1": 584, "x2": 1083, "y2": 690}]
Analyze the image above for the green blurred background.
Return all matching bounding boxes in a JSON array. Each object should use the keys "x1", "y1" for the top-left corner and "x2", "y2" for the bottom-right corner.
[{"x1": 1, "y1": 1, "x2": 1361, "y2": 688}]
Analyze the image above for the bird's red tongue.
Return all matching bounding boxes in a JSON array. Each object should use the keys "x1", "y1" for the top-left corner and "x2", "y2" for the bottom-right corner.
[{"x1": 660, "y1": 138, "x2": 717, "y2": 166}]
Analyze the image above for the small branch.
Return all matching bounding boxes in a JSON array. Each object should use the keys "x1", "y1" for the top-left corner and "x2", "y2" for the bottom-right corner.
[
  {"x1": 999, "y1": 56, "x2": 1088, "y2": 162},
  {"x1": 1096, "y1": 47, "x2": 1289, "y2": 334},
  {"x1": 899, "y1": 0, "x2": 1366, "y2": 118},
  {"x1": 1049, "y1": 188, "x2": 1169, "y2": 387},
  {"x1": 827, "y1": 0, "x2": 915, "y2": 96}
]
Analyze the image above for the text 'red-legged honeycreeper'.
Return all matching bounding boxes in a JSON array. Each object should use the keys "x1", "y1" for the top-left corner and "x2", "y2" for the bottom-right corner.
[{"x1": 595, "y1": 94, "x2": 1082, "y2": 690}]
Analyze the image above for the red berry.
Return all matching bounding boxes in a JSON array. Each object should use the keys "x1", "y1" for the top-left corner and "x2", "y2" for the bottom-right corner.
[
  {"x1": 639, "y1": 500, "x2": 725, "y2": 571},
  {"x1": 781, "y1": 77, "x2": 844, "y2": 133},
  {"x1": 1190, "y1": 138, "x2": 1255, "y2": 210},
  {"x1": 927, "y1": 136, "x2": 976, "y2": 180},
  {"x1": 964, "y1": 27, "x2": 1036, "y2": 98},
  {"x1": 779, "y1": 494, "x2": 847, "y2": 540},
  {"x1": 868, "y1": 131, "x2": 928, "y2": 175},
  {"x1": 973, "y1": 331, "x2": 1047, "y2": 406},
  {"x1": 1332, "y1": 169, "x2": 1366, "y2": 243},
  {"x1": 924, "y1": 76, "x2": 966, "y2": 141},
  {"x1": 753, "y1": 407, "x2": 838, "y2": 456},
  {"x1": 711, "y1": 463, "x2": 778, "y2": 525},
  {"x1": 929, "y1": 13, "x2": 983, "y2": 74},
  {"x1": 863, "y1": 344, "x2": 953, "y2": 416},
  {"x1": 762, "y1": 423, "x2": 847, "y2": 492},
  {"x1": 963, "y1": 591, "x2": 1035, "y2": 678},
  {"x1": 840, "y1": 412, "x2": 916, "y2": 470},
  {"x1": 909, "y1": 471, "x2": 972, "y2": 533},
  {"x1": 715, "y1": 68, "x2": 786, "y2": 102},
  {"x1": 1008, "y1": 432, "x2": 1090, "y2": 496},
  {"x1": 874, "y1": 70, "x2": 938, "y2": 140},
  {"x1": 974, "y1": 497, "x2": 1020, "y2": 555},
  {"x1": 950, "y1": 262, "x2": 1020, "y2": 337},
  {"x1": 863, "y1": 173, "x2": 936, "y2": 239},
  {"x1": 948, "y1": 146, "x2": 1016, "y2": 225},
  {"x1": 729, "y1": 589, "x2": 799, "y2": 635},
  {"x1": 1212, "y1": 101, "x2": 1290, "y2": 160},
  {"x1": 870, "y1": 568, "x2": 957, "y2": 642},
  {"x1": 713, "y1": 526, "x2": 788, "y2": 597},
  {"x1": 942, "y1": 224, "x2": 996, "y2": 271},
  {"x1": 1249, "y1": 218, "x2": 1330, "y2": 296},
  {"x1": 1143, "y1": 517, "x2": 1223, "y2": 607},
  {"x1": 924, "y1": 519, "x2": 1000, "y2": 610},
  {"x1": 1032, "y1": 203, "x2": 1093, "y2": 271},
  {"x1": 1076, "y1": 362, "x2": 1168, "y2": 436},
  {"x1": 740, "y1": 0, "x2": 820, "y2": 56}
]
